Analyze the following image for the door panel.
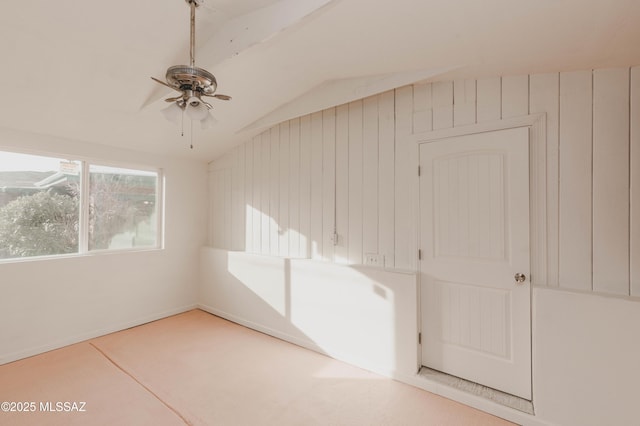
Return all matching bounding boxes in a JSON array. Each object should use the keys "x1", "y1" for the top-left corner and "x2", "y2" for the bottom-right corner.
[{"x1": 420, "y1": 127, "x2": 531, "y2": 400}]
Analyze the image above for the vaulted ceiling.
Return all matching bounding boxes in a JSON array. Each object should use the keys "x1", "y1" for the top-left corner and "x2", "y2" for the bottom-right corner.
[{"x1": 1, "y1": 0, "x2": 639, "y2": 161}]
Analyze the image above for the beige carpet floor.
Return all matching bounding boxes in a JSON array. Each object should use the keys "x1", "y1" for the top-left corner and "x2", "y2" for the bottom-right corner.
[{"x1": 0, "y1": 310, "x2": 514, "y2": 425}]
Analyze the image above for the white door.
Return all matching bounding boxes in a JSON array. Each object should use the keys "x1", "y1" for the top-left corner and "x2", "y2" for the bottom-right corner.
[{"x1": 419, "y1": 127, "x2": 531, "y2": 400}]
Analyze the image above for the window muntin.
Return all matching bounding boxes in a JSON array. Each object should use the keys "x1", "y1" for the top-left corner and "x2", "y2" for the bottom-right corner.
[{"x1": 0, "y1": 150, "x2": 161, "y2": 261}]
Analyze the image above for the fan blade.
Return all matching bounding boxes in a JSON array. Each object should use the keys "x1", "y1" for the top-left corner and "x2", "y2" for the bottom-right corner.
[
  {"x1": 164, "y1": 96, "x2": 183, "y2": 102},
  {"x1": 151, "y1": 77, "x2": 182, "y2": 93},
  {"x1": 203, "y1": 93, "x2": 232, "y2": 101}
]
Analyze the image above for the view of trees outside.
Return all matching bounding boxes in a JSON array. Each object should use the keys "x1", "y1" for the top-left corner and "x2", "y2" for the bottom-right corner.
[
  {"x1": 88, "y1": 165, "x2": 157, "y2": 250},
  {"x1": 0, "y1": 190, "x2": 79, "y2": 258},
  {"x1": 0, "y1": 152, "x2": 158, "y2": 260}
]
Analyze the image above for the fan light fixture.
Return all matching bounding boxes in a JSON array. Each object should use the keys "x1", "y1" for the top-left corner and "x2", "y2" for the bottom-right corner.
[{"x1": 151, "y1": 0, "x2": 231, "y2": 139}]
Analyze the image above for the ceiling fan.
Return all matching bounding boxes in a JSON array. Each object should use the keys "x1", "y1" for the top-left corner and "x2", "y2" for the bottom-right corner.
[{"x1": 151, "y1": 0, "x2": 231, "y2": 130}]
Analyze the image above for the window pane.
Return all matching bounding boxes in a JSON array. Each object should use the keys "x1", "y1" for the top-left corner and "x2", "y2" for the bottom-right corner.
[
  {"x1": 89, "y1": 165, "x2": 158, "y2": 250},
  {"x1": 0, "y1": 152, "x2": 80, "y2": 259}
]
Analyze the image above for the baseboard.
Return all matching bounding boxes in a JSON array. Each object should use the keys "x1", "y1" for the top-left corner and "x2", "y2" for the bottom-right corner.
[
  {"x1": 198, "y1": 305, "x2": 410, "y2": 377},
  {"x1": 197, "y1": 304, "x2": 403, "y2": 377},
  {"x1": 196, "y1": 304, "x2": 329, "y2": 355},
  {"x1": 197, "y1": 303, "x2": 554, "y2": 426},
  {"x1": 0, "y1": 304, "x2": 198, "y2": 365}
]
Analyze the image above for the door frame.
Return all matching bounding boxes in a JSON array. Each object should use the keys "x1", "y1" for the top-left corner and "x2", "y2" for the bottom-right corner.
[{"x1": 411, "y1": 113, "x2": 548, "y2": 393}]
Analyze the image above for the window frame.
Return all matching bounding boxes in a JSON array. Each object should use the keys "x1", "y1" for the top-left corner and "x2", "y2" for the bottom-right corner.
[{"x1": 0, "y1": 148, "x2": 164, "y2": 263}]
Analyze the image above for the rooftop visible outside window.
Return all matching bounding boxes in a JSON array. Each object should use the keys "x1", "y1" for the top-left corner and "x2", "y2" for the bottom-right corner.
[
  {"x1": 0, "y1": 152, "x2": 81, "y2": 259},
  {"x1": 0, "y1": 150, "x2": 162, "y2": 261}
]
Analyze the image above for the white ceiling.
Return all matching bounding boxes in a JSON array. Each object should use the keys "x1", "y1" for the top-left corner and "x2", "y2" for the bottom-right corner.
[{"x1": 0, "y1": 0, "x2": 639, "y2": 162}]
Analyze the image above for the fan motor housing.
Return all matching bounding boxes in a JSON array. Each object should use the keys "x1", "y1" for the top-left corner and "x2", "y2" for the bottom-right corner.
[{"x1": 165, "y1": 65, "x2": 217, "y2": 95}]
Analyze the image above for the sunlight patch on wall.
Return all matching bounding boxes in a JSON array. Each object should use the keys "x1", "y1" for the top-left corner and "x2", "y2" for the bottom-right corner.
[
  {"x1": 289, "y1": 261, "x2": 397, "y2": 369},
  {"x1": 227, "y1": 254, "x2": 287, "y2": 316}
]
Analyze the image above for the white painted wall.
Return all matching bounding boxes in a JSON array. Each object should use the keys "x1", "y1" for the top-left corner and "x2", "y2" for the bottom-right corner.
[
  {"x1": 534, "y1": 288, "x2": 640, "y2": 426},
  {"x1": 205, "y1": 66, "x2": 640, "y2": 425},
  {"x1": 201, "y1": 247, "x2": 640, "y2": 425},
  {"x1": 199, "y1": 247, "x2": 418, "y2": 378},
  {"x1": 0, "y1": 127, "x2": 208, "y2": 364}
]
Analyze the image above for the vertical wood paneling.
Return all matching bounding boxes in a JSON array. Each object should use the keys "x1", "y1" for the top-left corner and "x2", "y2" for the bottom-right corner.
[
  {"x1": 432, "y1": 81, "x2": 454, "y2": 130},
  {"x1": 363, "y1": 96, "x2": 379, "y2": 256},
  {"x1": 530, "y1": 72, "x2": 559, "y2": 286},
  {"x1": 299, "y1": 115, "x2": 311, "y2": 258},
  {"x1": 632, "y1": 67, "x2": 640, "y2": 296},
  {"x1": 335, "y1": 104, "x2": 349, "y2": 264},
  {"x1": 213, "y1": 169, "x2": 222, "y2": 247},
  {"x1": 209, "y1": 66, "x2": 637, "y2": 300},
  {"x1": 502, "y1": 75, "x2": 529, "y2": 118},
  {"x1": 252, "y1": 135, "x2": 262, "y2": 253},
  {"x1": 527, "y1": 83, "x2": 548, "y2": 288},
  {"x1": 289, "y1": 118, "x2": 301, "y2": 258},
  {"x1": 211, "y1": 167, "x2": 232, "y2": 249},
  {"x1": 322, "y1": 108, "x2": 336, "y2": 261},
  {"x1": 592, "y1": 68, "x2": 630, "y2": 295},
  {"x1": 261, "y1": 131, "x2": 271, "y2": 254},
  {"x1": 379, "y1": 90, "x2": 395, "y2": 268},
  {"x1": 279, "y1": 122, "x2": 290, "y2": 257},
  {"x1": 454, "y1": 79, "x2": 476, "y2": 126},
  {"x1": 207, "y1": 169, "x2": 213, "y2": 245},
  {"x1": 244, "y1": 140, "x2": 254, "y2": 253},
  {"x1": 310, "y1": 111, "x2": 324, "y2": 260},
  {"x1": 413, "y1": 83, "x2": 433, "y2": 133},
  {"x1": 476, "y1": 77, "x2": 501, "y2": 123},
  {"x1": 229, "y1": 149, "x2": 238, "y2": 249},
  {"x1": 270, "y1": 126, "x2": 280, "y2": 256},
  {"x1": 224, "y1": 167, "x2": 232, "y2": 249},
  {"x1": 232, "y1": 145, "x2": 245, "y2": 251},
  {"x1": 209, "y1": 169, "x2": 218, "y2": 246},
  {"x1": 559, "y1": 71, "x2": 593, "y2": 291},
  {"x1": 395, "y1": 86, "x2": 415, "y2": 270},
  {"x1": 348, "y1": 100, "x2": 364, "y2": 264}
]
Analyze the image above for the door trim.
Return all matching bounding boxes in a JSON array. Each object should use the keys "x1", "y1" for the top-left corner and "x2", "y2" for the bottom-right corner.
[
  {"x1": 418, "y1": 128, "x2": 532, "y2": 399},
  {"x1": 413, "y1": 114, "x2": 547, "y2": 401}
]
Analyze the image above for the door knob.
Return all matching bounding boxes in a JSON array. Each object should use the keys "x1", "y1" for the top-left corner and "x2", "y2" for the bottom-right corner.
[{"x1": 514, "y1": 273, "x2": 526, "y2": 284}]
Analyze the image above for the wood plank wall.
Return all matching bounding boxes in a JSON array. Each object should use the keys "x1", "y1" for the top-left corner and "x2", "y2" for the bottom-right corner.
[{"x1": 209, "y1": 66, "x2": 640, "y2": 298}]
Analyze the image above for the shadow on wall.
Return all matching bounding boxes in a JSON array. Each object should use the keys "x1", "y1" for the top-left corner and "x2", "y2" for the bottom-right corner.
[{"x1": 200, "y1": 247, "x2": 418, "y2": 378}]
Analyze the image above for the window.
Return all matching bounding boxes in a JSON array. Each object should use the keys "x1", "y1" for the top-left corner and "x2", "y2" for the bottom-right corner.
[
  {"x1": 89, "y1": 165, "x2": 158, "y2": 251},
  {"x1": 0, "y1": 152, "x2": 81, "y2": 259},
  {"x1": 0, "y1": 150, "x2": 161, "y2": 261}
]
